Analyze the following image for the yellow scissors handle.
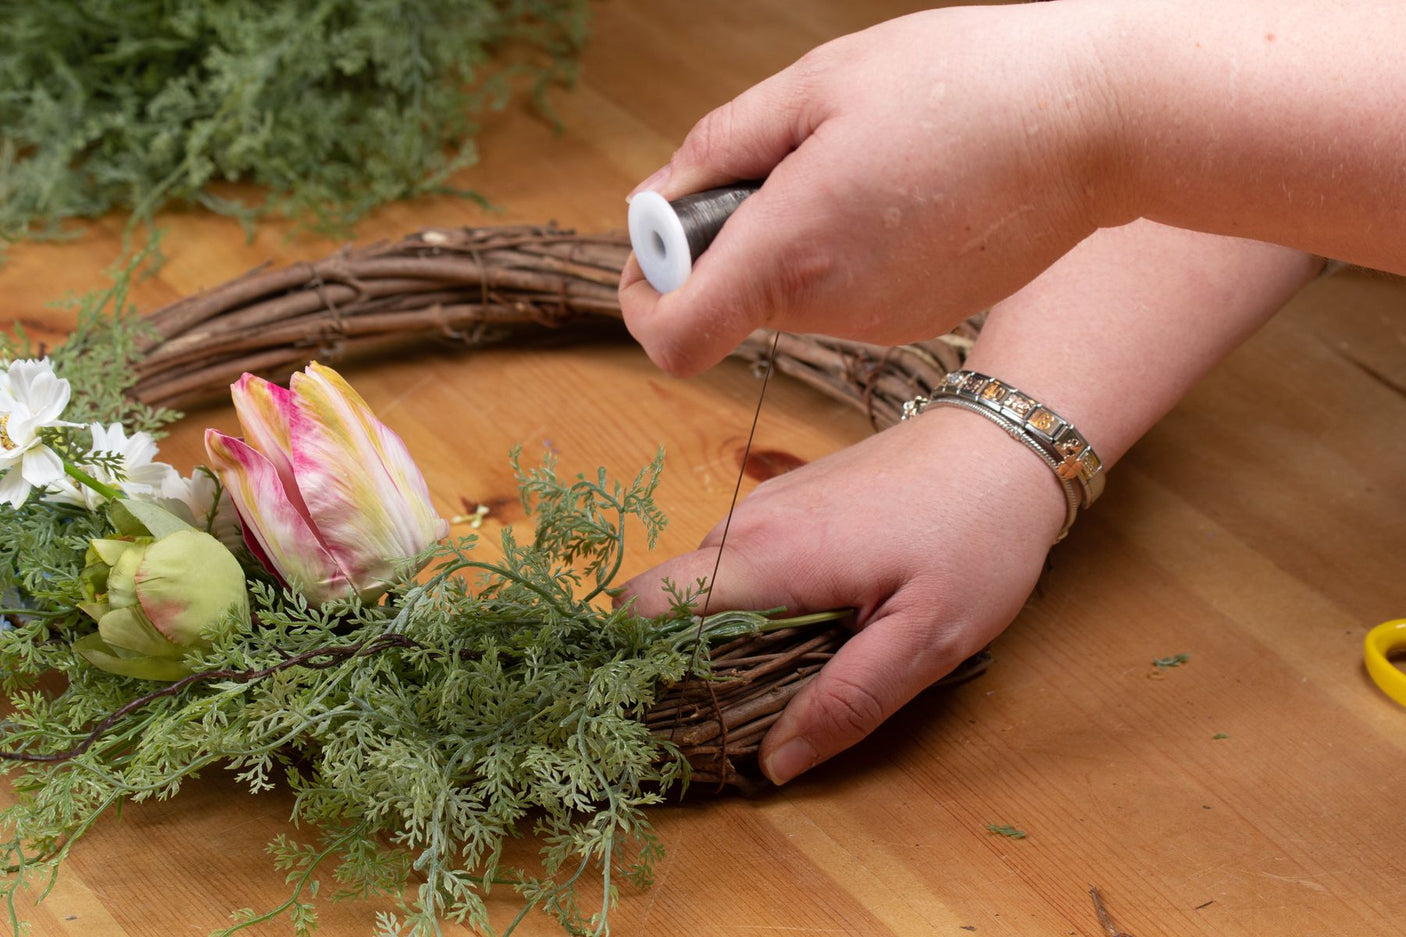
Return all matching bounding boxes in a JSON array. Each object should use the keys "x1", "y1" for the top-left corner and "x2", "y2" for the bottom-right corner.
[{"x1": 1364, "y1": 619, "x2": 1406, "y2": 707}]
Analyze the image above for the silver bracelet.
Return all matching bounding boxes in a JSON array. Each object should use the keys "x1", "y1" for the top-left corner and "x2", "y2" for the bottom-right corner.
[{"x1": 901, "y1": 370, "x2": 1105, "y2": 543}]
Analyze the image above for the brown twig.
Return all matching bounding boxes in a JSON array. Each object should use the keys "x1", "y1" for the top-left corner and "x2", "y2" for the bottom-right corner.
[{"x1": 130, "y1": 224, "x2": 979, "y2": 427}]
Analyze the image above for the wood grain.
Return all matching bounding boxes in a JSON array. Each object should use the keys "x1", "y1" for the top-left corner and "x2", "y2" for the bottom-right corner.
[{"x1": 2, "y1": 1, "x2": 1403, "y2": 935}]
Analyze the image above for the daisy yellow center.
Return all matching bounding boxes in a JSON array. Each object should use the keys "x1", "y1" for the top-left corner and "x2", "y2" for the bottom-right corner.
[{"x1": 0, "y1": 413, "x2": 15, "y2": 451}]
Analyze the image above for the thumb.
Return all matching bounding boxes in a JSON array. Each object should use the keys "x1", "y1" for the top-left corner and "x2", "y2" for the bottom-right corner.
[
  {"x1": 620, "y1": 149, "x2": 843, "y2": 376},
  {"x1": 758, "y1": 610, "x2": 966, "y2": 785},
  {"x1": 620, "y1": 64, "x2": 835, "y2": 376},
  {"x1": 613, "y1": 546, "x2": 716, "y2": 619}
]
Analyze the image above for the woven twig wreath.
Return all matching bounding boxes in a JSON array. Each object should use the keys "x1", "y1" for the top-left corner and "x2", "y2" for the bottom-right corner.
[{"x1": 133, "y1": 224, "x2": 989, "y2": 788}]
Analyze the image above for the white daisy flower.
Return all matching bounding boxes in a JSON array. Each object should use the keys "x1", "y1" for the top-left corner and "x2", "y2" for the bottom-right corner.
[
  {"x1": 44, "y1": 421, "x2": 179, "y2": 511},
  {"x1": 160, "y1": 467, "x2": 243, "y2": 549},
  {"x1": 0, "y1": 358, "x2": 75, "y2": 509}
]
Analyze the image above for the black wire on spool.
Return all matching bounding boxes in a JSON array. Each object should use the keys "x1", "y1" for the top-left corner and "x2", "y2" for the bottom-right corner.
[{"x1": 627, "y1": 181, "x2": 762, "y2": 293}]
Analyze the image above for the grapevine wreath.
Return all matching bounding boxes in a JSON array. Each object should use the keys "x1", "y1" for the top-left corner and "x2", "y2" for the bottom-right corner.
[{"x1": 0, "y1": 225, "x2": 988, "y2": 935}]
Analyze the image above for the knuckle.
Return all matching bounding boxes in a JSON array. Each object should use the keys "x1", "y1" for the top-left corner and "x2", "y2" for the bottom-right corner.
[
  {"x1": 647, "y1": 339, "x2": 700, "y2": 378},
  {"x1": 806, "y1": 673, "x2": 889, "y2": 739},
  {"x1": 678, "y1": 101, "x2": 738, "y2": 169},
  {"x1": 789, "y1": 44, "x2": 832, "y2": 89},
  {"x1": 899, "y1": 609, "x2": 990, "y2": 683},
  {"x1": 786, "y1": 39, "x2": 847, "y2": 115},
  {"x1": 918, "y1": 629, "x2": 974, "y2": 680}
]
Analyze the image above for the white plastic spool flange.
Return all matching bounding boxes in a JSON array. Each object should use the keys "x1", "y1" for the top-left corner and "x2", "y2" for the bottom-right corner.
[{"x1": 627, "y1": 190, "x2": 693, "y2": 294}]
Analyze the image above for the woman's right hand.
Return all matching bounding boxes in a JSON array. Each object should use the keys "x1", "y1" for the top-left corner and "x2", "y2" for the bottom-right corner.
[{"x1": 619, "y1": 2, "x2": 1126, "y2": 377}]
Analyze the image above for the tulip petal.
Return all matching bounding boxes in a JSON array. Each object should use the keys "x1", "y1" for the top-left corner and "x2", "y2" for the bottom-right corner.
[
  {"x1": 286, "y1": 364, "x2": 448, "y2": 596},
  {"x1": 89, "y1": 539, "x2": 133, "y2": 566},
  {"x1": 229, "y1": 373, "x2": 314, "y2": 520},
  {"x1": 112, "y1": 500, "x2": 195, "y2": 539},
  {"x1": 205, "y1": 428, "x2": 351, "y2": 604},
  {"x1": 105, "y1": 541, "x2": 145, "y2": 612}
]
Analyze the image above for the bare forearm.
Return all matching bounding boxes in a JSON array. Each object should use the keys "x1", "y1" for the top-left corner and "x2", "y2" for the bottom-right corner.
[
  {"x1": 1090, "y1": 0, "x2": 1406, "y2": 273},
  {"x1": 965, "y1": 221, "x2": 1319, "y2": 471}
]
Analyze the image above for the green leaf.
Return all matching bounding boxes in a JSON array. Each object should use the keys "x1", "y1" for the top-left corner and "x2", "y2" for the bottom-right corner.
[
  {"x1": 72, "y1": 631, "x2": 191, "y2": 681},
  {"x1": 110, "y1": 499, "x2": 194, "y2": 539}
]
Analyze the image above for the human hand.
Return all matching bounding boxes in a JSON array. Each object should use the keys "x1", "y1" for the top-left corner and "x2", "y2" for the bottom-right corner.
[
  {"x1": 619, "y1": 3, "x2": 1124, "y2": 377},
  {"x1": 618, "y1": 406, "x2": 1067, "y2": 784}
]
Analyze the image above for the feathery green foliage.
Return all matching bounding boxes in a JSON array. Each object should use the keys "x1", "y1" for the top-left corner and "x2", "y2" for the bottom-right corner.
[
  {"x1": 0, "y1": 295, "x2": 802, "y2": 935},
  {"x1": 0, "y1": 0, "x2": 589, "y2": 243},
  {"x1": 0, "y1": 442, "x2": 778, "y2": 936}
]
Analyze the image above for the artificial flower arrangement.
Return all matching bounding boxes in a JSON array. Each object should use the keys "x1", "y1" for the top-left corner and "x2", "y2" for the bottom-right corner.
[{"x1": 0, "y1": 280, "x2": 839, "y2": 936}]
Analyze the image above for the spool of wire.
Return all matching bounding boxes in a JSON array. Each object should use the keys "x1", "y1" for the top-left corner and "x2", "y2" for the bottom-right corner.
[{"x1": 628, "y1": 181, "x2": 762, "y2": 293}]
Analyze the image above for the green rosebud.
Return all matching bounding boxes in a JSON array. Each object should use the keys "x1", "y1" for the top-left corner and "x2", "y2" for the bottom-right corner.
[{"x1": 73, "y1": 500, "x2": 249, "y2": 681}]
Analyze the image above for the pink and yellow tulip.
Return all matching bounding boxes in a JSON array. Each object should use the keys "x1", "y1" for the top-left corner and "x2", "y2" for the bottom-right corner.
[{"x1": 205, "y1": 363, "x2": 449, "y2": 605}]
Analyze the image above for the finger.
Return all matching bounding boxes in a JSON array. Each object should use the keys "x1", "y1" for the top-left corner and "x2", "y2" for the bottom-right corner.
[
  {"x1": 621, "y1": 146, "x2": 846, "y2": 376},
  {"x1": 615, "y1": 518, "x2": 847, "y2": 621},
  {"x1": 617, "y1": 252, "x2": 668, "y2": 366},
  {"x1": 629, "y1": 57, "x2": 827, "y2": 201},
  {"x1": 618, "y1": 250, "x2": 646, "y2": 293},
  {"x1": 614, "y1": 547, "x2": 716, "y2": 619},
  {"x1": 617, "y1": 250, "x2": 653, "y2": 319},
  {"x1": 758, "y1": 610, "x2": 969, "y2": 785},
  {"x1": 615, "y1": 546, "x2": 789, "y2": 621}
]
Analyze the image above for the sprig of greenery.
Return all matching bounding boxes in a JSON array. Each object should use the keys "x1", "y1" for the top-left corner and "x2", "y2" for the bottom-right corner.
[
  {"x1": 0, "y1": 445, "x2": 779, "y2": 936},
  {"x1": 0, "y1": 0, "x2": 589, "y2": 246}
]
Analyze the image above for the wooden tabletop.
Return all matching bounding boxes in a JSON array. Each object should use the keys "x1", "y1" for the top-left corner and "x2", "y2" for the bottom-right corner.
[{"x1": 3, "y1": 1, "x2": 1403, "y2": 935}]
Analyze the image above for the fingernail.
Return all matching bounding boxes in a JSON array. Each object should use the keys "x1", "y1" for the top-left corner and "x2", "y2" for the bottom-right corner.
[
  {"x1": 629, "y1": 164, "x2": 672, "y2": 198},
  {"x1": 762, "y1": 736, "x2": 817, "y2": 786}
]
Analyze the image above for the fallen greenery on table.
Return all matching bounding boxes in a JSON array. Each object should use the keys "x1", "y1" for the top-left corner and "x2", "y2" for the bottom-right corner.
[{"x1": 0, "y1": 0, "x2": 589, "y2": 245}]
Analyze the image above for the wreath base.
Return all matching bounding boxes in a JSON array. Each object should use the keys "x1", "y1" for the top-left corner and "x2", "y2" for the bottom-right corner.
[{"x1": 134, "y1": 223, "x2": 989, "y2": 788}]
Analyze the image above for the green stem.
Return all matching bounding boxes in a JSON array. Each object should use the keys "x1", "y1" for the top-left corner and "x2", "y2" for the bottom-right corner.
[
  {"x1": 0, "y1": 608, "x2": 67, "y2": 619},
  {"x1": 756, "y1": 609, "x2": 855, "y2": 631},
  {"x1": 502, "y1": 852, "x2": 593, "y2": 937},
  {"x1": 450, "y1": 559, "x2": 568, "y2": 607},
  {"x1": 690, "y1": 607, "x2": 854, "y2": 646},
  {"x1": 62, "y1": 463, "x2": 121, "y2": 502},
  {"x1": 212, "y1": 823, "x2": 366, "y2": 936},
  {"x1": 580, "y1": 501, "x2": 626, "y2": 605}
]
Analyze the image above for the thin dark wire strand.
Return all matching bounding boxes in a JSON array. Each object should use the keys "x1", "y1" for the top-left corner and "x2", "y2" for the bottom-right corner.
[
  {"x1": 699, "y1": 328, "x2": 781, "y2": 621},
  {"x1": 675, "y1": 329, "x2": 781, "y2": 785}
]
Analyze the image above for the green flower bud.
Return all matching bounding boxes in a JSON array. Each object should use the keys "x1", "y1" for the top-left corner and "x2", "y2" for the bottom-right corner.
[{"x1": 74, "y1": 501, "x2": 249, "y2": 681}]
